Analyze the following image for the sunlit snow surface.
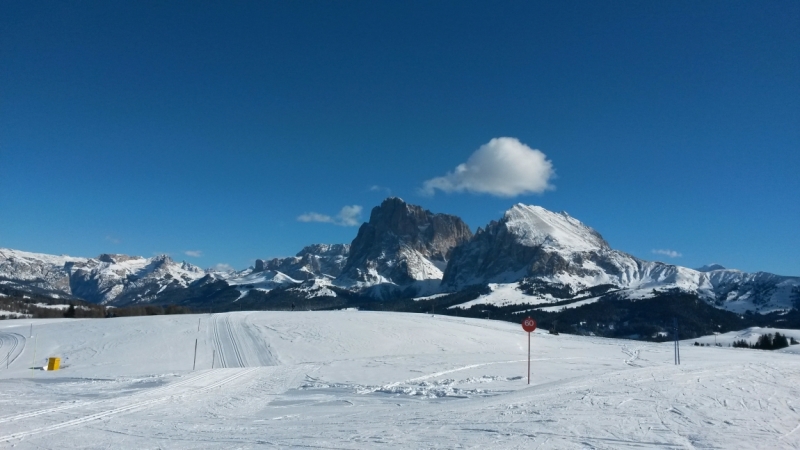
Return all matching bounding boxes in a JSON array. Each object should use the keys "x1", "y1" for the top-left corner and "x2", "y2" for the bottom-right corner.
[
  {"x1": 504, "y1": 204, "x2": 609, "y2": 252},
  {"x1": 1, "y1": 313, "x2": 800, "y2": 449}
]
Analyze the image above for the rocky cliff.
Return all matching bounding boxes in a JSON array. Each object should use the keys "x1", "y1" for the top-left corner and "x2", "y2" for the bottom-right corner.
[
  {"x1": 337, "y1": 197, "x2": 473, "y2": 295},
  {"x1": 255, "y1": 243, "x2": 349, "y2": 280}
]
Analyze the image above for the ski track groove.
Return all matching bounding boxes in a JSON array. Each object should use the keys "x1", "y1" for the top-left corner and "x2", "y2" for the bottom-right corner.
[
  {"x1": 212, "y1": 313, "x2": 248, "y2": 368},
  {"x1": 0, "y1": 370, "x2": 218, "y2": 425},
  {"x1": 211, "y1": 314, "x2": 227, "y2": 368},
  {"x1": 226, "y1": 314, "x2": 246, "y2": 367},
  {"x1": 0, "y1": 333, "x2": 25, "y2": 369},
  {"x1": 211, "y1": 312, "x2": 272, "y2": 368},
  {"x1": 0, "y1": 368, "x2": 258, "y2": 442}
]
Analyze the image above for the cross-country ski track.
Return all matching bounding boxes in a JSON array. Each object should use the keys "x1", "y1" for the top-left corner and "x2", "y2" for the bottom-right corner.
[
  {"x1": 0, "y1": 311, "x2": 799, "y2": 449},
  {"x1": 209, "y1": 313, "x2": 277, "y2": 368},
  {"x1": 0, "y1": 332, "x2": 25, "y2": 370}
]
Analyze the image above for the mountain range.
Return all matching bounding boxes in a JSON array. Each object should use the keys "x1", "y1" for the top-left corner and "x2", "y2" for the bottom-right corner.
[{"x1": 2, "y1": 197, "x2": 799, "y2": 316}]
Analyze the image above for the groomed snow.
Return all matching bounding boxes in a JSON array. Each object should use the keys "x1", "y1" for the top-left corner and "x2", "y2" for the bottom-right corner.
[
  {"x1": 450, "y1": 283, "x2": 556, "y2": 309},
  {"x1": 0, "y1": 312, "x2": 799, "y2": 448}
]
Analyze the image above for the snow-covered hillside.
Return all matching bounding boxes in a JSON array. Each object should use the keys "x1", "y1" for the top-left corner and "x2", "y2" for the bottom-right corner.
[{"x1": 1, "y1": 312, "x2": 799, "y2": 448}]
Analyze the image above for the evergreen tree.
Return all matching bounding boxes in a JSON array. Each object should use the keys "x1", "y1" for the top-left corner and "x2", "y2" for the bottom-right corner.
[
  {"x1": 733, "y1": 339, "x2": 750, "y2": 348},
  {"x1": 755, "y1": 333, "x2": 774, "y2": 350},
  {"x1": 773, "y1": 333, "x2": 789, "y2": 349}
]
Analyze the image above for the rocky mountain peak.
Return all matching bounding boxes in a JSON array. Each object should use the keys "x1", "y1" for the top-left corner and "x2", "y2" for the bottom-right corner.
[
  {"x1": 97, "y1": 253, "x2": 141, "y2": 264},
  {"x1": 254, "y1": 243, "x2": 350, "y2": 279},
  {"x1": 502, "y1": 204, "x2": 609, "y2": 252},
  {"x1": 338, "y1": 198, "x2": 473, "y2": 291},
  {"x1": 296, "y1": 243, "x2": 350, "y2": 258},
  {"x1": 443, "y1": 204, "x2": 617, "y2": 289},
  {"x1": 149, "y1": 254, "x2": 173, "y2": 263},
  {"x1": 697, "y1": 264, "x2": 727, "y2": 272}
]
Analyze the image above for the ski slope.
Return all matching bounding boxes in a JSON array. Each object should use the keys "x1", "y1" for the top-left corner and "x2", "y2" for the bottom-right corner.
[{"x1": 1, "y1": 312, "x2": 799, "y2": 448}]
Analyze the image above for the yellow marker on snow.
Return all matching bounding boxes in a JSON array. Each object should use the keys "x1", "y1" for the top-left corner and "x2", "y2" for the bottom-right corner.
[{"x1": 47, "y1": 357, "x2": 60, "y2": 371}]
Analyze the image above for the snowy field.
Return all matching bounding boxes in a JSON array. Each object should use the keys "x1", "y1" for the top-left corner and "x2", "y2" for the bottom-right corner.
[{"x1": 1, "y1": 312, "x2": 799, "y2": 449}]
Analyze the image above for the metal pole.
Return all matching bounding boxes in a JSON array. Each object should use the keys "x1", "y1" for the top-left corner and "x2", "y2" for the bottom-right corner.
[
  {"x1": 198, "y1": 318, "x2": 201, "y2": 332},
  {"x1": 192, "y1": 339, "x2": 198, "y2": 371},
  {"x1": 212, "y1": 349, "x2": 216, "y2": 369},
  {"x1": 6, "y1": 351, "x2": 9, "y2": 369},
  {"x1": 527, "y1": 331, "x2": 531, "y2": 385}
]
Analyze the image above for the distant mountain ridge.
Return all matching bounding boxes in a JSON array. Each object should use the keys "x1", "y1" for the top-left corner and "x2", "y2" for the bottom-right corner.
[
  {"x1": 0, "y1": 249, "x2": 206, "y2": 304},
  {"x1": 1, "y1": 198, "x2": 798, "y2": 315}
]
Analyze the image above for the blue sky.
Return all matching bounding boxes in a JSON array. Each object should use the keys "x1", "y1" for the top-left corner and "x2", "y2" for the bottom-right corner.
[{"x1": 1, "y1": 1, "x2": 798, "y2": 275}]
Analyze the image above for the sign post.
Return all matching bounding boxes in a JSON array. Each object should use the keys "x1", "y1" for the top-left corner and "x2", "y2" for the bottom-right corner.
[{"x1": 521, "y1": 317, "x2": 537, "y2": 384}]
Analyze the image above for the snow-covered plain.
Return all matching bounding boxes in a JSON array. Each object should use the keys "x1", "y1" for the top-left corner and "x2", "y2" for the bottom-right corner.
[{"x1": 1, "y1": 312, "x2": 799, "y2": 449}]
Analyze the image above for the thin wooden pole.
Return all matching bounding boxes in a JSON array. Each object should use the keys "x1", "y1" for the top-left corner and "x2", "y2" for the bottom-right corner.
[
  {"x1": 31, "y1": 335, "x2": 37, "y2": 376},
  {"x1": 527, "y1": 332, "x2": 531, "y2": 385},
  {"x1": 192, "y1": 339, "x2": 198, "y2": 371}
]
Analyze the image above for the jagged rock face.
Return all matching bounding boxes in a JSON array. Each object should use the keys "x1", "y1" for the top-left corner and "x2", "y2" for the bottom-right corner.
[
  {"x1": 254, "y1": 243, "x2": 350, "y2": 279},
  {"x1": 97, "y1": 254, "x2": 140, "y2": 264},
  {"x1": 339, "y1": 197, "x2": 473, "y2": 288}
]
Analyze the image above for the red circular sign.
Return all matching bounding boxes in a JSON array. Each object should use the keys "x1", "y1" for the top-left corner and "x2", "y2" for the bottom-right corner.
[{"x1": 522, "y1": 317, "x2": 537, "y2": 332}]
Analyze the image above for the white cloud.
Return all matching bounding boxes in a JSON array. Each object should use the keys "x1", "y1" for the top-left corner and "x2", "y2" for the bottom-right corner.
[
  {"x1": 421, "y1": 137, "x2": 555, "y2": 197},
  {"x1": 369, "y1": 185, "x2": 391, "y2": 194},
  {"x1": 213, "y1": 263, "x2": 234, "y2": 272},
  {"x1": 336, "y1": 205, "x2": 363, "y2": 226},
  {"x1": 297, "y1": 212, "x2": 334, "y2": 224},
  {"x1": 297, "y1": 205, "x2": 363, "y2": 227},
  {"x1": 652, "y1": 249, "x2": 682, "y2": 258},
  {"x1": 184, "y1": 250, "x2": 203, "y2": 258}
]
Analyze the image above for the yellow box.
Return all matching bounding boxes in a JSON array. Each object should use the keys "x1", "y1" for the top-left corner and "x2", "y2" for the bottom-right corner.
[{"x1": 47, "y1": 357, "x2": 60, "y2": 371}]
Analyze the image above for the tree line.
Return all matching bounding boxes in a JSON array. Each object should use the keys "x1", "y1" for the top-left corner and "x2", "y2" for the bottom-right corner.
[{"x1": 732, "y1": 332, "x2": 798, "y2": 350}]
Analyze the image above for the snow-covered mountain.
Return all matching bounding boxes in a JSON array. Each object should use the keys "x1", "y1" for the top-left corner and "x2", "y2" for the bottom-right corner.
[
  {"x1": 442, "y1": 204, "x2": 800, "y2": 313},
  {"x1": 1, "y1": 199, "x2": 798, "y2": 314},
  {"x1": 0, "y1": 248, "x2": 206, "y2": 305},
  {"x1": 336, "y1": 197, "x2": 473, "y2": 298},
  {"x1": 254, "y1": 244, "x2": 349, "y2": 280}
]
